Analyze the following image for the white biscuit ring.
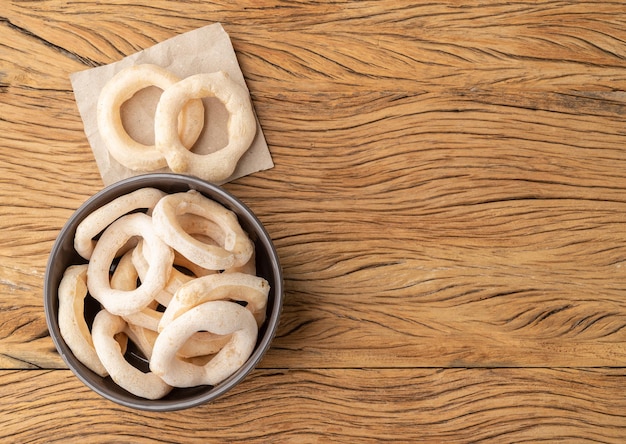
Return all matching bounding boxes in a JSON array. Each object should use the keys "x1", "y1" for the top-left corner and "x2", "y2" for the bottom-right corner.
[
  {"x1": 58, "y1": 265, "x2": 109, "y2": 377},
  {"x1": 97, "y1": 64, "x2": 205, "y2": 171},
  {"x1": 151, "y1": 190, "x2": 254, "y2": 271},
  {"x1": 74, "y1": 187, "x2": 165, "y2": 260},
  {"x1": 87, "y1": 213, "x2": 174, "y2": 316},
  {"x1": 159, "y1": 272, "x2": 270, "y2": 331},
  {"x1": 154, "y1": 71, "x2": 257, "y2": 182},
  {"x1": 150, "y1": 300, "x2": 258, "y2": 388},
  {"x1": 92, "y1": 309, "x2": 171, "y2": 400}
]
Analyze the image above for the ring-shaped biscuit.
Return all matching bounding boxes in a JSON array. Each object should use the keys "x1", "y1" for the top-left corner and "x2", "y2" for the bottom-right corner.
[
  {"x1": 92, "y1": 309, "x2": 171, "y2": 399},
  {"x1": 151, "y1": 190, "x2": 254, "y2": 271},
  {"x1": 97, "y1": 64, "x2": 205, "y2": 171},
  {"x1": 74, "y1": 187, "x2": 165, "y2": 260},
  {"x1": 58, "y1": 265, "x2": 109, "y2": 376},
  {"x1": 150, "y1": 300, "x2": 257, "y2": 388},
  {"x1": 159, "y1": 272, "x2": 269, "y2": 331},
  {"x1": 154, "y1": 71, "x2": 257, "y2": 182},
  {"x1": 87, "y1": 213, "x2": 174, "y2": 316}
]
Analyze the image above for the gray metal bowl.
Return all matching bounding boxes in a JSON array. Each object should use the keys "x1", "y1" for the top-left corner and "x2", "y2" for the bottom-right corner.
[{"x1": 44, "y1": 173, "x2": 283, "y2": 411}]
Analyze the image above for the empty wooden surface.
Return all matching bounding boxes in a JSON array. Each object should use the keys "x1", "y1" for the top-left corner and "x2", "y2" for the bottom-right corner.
[{"x1": 1, "y1": 1, "x2": 625, "y2": 442}]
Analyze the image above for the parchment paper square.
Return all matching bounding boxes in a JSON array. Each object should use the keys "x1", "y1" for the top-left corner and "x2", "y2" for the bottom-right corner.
[{"x1": 70, "y1": 23, "x2": 273, "y2": 186}]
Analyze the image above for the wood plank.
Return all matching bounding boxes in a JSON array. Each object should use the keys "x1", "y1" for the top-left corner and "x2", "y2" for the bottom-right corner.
[
  {"x1": 1, "y1": 87, "x2": 625, "y2": 368},
  {"x1": 0, "y1": 81, "x2": 105, "y2": 369},
  {"x1": 1, "y1": 1, "x2": 625, "y2": 369},
  {"x1": 1, "y1": 368, "x2": 625, "y2": 442},
  {"x1": 3, "y1": 1, "x2": 626, "y2": 92},
  {"x1": 247, "y1": 98, "x2": 626, "y2": 367},
  {"x1": 3, "y1": 1, "x2": 626, "y2": 442}
]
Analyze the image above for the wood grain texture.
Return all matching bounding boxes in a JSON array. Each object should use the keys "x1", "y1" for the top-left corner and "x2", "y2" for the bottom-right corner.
[
  {"x1": 1, "y1": 0, "x2": 625, "y2": 441},
  {"x1": 1, "y1": 368, "x2": 625, "y2": 443}
]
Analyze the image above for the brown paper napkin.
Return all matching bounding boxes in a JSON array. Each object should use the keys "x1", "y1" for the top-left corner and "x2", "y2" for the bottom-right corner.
[{"x1": 70, "y1": 23, "x2": 273, "y2": 186}]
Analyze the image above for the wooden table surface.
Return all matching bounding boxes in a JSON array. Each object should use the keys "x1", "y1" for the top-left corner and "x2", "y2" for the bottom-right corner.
[{"x1": 2, "y1": 1, "x2": 626, "y2": 442}]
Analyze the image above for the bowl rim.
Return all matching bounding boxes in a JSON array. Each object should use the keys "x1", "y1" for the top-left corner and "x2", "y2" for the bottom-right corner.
[{"x1": 44, "y1": 173, "x2": 283, "y2": 411}]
